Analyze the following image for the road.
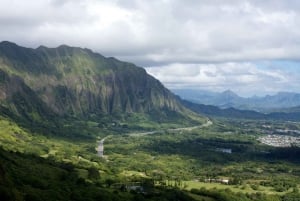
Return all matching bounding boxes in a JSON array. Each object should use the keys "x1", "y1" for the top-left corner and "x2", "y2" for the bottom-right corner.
[
  {"x1": 128, "y1": 119, "x2": 213, "y2": 137},
  {"x1": 96, "y1": 136, "x2": 109, "y2": 157},
  {"x1": 167, "y1": 119, "x2": 212, "y2": 132},
  {"x1": 96, "y1": 119, "x2": 213, "y2": 157}
]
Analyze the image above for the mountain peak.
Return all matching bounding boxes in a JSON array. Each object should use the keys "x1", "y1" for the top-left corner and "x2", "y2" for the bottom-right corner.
[
  {"x1": 0, "y1": 41, "x2": 35, "y2": 53},
  {"x1": 276, "y1": 91, "x2": 297, "y2": 96},
  {"x1": 221, "y1": 90, "x2": 239, "y2": 97},
  {"x1": 36, "y1": 44, "x2": 104, "y2": 59},
  {"x1": 0, "y1": 41, "x2": 18, "y2": 47}
]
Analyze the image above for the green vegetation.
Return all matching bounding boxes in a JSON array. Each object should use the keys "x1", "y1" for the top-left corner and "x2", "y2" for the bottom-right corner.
[
  {"x1": 0, "y1": 41, "x2": 204, "y2": 127},
  {"x1": 1, "y1": 112, "x2": 300, "y2": 200},
  {"x1": 0, "y1": 147, "x2": 202, "y2": 201},
  {"x1": 0, "y1": 42, "x2": 300, "y2": 200}
]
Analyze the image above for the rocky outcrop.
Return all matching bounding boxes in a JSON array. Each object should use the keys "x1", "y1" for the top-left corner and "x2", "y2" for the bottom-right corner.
[{"x1": 0, "y1": 41, "x2": 189, "y2": 122}]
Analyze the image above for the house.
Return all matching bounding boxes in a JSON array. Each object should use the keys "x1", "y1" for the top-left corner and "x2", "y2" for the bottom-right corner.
[
  {"x1": 216, "y1": 148, "x2": 232, "y2": 154},
  {"x1": 205, "y1": 178, "x2": 230, "y2": 185}
]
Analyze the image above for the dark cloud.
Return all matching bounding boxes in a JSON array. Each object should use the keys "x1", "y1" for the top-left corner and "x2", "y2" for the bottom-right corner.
[
  {"x1": 0, "y1": 0, "x2": 300, "y2": 95},
  {"x1": 0, "y1": 0, "x2": 300, "y2": 64}
]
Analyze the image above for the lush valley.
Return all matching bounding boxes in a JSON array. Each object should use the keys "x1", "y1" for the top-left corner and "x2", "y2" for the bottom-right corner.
[
  {"x1": 0, "y1": 42, "x2": 300, "y2": 201},
  {"x1": 1, "y1": 115, "x2": 300, "y2": 201}
]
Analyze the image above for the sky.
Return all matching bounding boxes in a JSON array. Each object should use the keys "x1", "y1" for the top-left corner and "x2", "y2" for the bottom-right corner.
[{"x1": 0, "y1": 0, "x2": 300, "y2": 97}]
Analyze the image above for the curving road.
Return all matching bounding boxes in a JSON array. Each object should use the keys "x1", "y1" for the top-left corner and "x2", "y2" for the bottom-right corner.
[
  {"x1": 96, "y1": 119, "x2": 213, "y2": 157},
  {"x1": 129, "y1": 119, "x2": 213, "y2": 137}
]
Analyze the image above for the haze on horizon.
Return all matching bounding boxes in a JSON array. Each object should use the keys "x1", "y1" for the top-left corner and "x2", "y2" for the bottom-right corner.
[{"x1": 0, "y1": 0, "x2": 300, "y2": 97}]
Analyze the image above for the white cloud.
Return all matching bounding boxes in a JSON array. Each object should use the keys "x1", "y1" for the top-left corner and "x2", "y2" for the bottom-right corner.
[
  {"x1": 1, "y1": 0, "x2": 300, "y2": 95},
  {"x1": 1, "y1": 0, "x2": 300, "y2": 64},
  {"x1": 146, "y1": 63, "x2": 300, "y2": 97}
]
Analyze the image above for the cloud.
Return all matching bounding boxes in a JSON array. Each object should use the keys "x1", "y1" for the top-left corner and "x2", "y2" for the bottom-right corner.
[
  {"x1": 1, "y1": 0, "x2": 300, "y2": 95},
  {"x1": 0, "y1": 0, "x2": 300, "y2": 65},
  {"x1": 146, "y1": 62, "x2": 300, "y2": 97}
]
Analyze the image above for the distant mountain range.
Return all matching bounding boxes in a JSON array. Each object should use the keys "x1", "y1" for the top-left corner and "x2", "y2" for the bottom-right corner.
[
  {"x1": 173, "y1": 89, "x2": 300, "y2": 113},
  {"x1": 181, "y1": 100, "x2": 300, "y2": 121}
]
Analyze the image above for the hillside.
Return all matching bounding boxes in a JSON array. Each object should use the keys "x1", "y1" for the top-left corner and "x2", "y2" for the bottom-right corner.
[
  {"x1": 0, "y1": 41, "x2": 210, "y2": 201},
  {"x1": 0, "y1": 41, "x2": 203, "y2": 136}
]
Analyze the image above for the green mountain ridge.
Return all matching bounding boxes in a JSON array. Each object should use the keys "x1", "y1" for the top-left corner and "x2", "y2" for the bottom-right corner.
[{"x1": 0, "y1": 41, "x2": 203, "y2": 135}]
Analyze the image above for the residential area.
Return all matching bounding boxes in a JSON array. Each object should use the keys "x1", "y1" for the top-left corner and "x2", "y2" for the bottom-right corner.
[{"x1": 258, "y1": 134, "x2": 300, "y2": 147}]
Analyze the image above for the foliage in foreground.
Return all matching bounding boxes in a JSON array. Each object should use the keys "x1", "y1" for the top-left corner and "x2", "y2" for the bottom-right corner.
[{"x1": 0, "y1": 147, "x2": 200, "y2": 201}]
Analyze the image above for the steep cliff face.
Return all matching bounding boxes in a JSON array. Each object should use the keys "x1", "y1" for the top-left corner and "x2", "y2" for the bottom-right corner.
[
  {"x1": 0, "y1": 41, "x2": 189, "y2": 122},
  {"x1": 0, "y1": 69, "x2": 55, "y2": 124}
]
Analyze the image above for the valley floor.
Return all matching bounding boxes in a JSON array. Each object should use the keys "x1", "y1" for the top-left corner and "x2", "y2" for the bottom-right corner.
[{"x1": 1, "y1": 116, "x2": 300, "y2": 201}]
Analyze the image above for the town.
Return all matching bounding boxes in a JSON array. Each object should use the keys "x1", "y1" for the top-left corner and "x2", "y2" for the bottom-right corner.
[{"x1": 258, "y1": 134, "x2": 300, "y2": 147}]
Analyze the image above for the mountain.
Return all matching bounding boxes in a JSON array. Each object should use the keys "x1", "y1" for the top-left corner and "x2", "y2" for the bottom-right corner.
[
  {"x1": 182, "y1": 100, "x2": 300, "y2": 121},
  {"x1": 253, "y1": 92, "x2": 300, "y2": 112},
  {"x1": 172, "y1": 89, "x2": 244, "y2": 109},
  {"x1": 0, "y1": 41, "x2": 203, "y2": 135},
  {"x1": 173, "y1": 89, "x2": 300, "y2": 112}
]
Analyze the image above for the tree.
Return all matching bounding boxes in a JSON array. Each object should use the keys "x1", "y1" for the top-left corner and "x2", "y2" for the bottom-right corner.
[{"x1": 88, "y1": 167, "x2": 100, "y2": 180}]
